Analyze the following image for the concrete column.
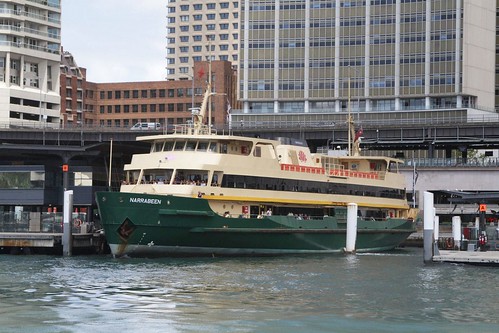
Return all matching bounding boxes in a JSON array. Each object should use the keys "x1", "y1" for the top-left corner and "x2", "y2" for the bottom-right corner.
[
  {"x1": 242, "y1": 0, "x2": 250, "y2": 102},
  {"x1": 364, "y1": 2, "x2": 370, "y2": 101},
  {"x1": 273, "y1": 0, "x2": 280, "y2": 105},
  {"x1": 334, "y1": 0, "x2": 340, "y2": 100},
  {"x1": 394, "y1": 0, "x2": 400, "y2": 99},
  {"x1": 365, "y1": 99, "x2": 370, "y2": 112},
  {"x1": 424, "y1": 0, "x2": 431, "y2": 108},
  {"x1": 455, "y1": 0, "x2": 462, "y2": 96},
  {"x1": 304, "y1": 0, "x2": 310, "y2": 109},
  {"x1": 5, "y1": 52, "x2": 11, "y2": 88}
]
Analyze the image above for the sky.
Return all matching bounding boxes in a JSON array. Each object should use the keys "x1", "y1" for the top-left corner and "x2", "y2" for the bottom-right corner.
[{"x1": 61, "y1": 0, "x2": 167, "y2": 83}]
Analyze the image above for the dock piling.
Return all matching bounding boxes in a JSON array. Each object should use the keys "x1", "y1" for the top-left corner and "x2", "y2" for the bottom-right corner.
[
  {"x1": 452, "y1": 216, "x2": 462, "y2": 250},
  {"x1": 345, "y1": 203, "x2": 358, "y2": 253},
  {"x1": 423, "y1": 191, "x2": 435, "y2": 263},
  {"x1": 62, "y1": 190, "x2": 74, "y2": 256}
]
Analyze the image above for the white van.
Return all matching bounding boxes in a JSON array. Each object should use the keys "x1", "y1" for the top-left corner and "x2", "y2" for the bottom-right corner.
[{"x1": 130, "y1": 122, "x2": 162, "y2": 131}]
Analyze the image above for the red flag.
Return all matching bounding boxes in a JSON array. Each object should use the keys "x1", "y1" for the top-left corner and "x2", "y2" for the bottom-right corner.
[{"x1": 354, "y1": 127, "x2": 363, "y2": 142}]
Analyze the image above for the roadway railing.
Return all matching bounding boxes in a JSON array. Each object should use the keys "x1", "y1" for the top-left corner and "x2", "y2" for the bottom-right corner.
[
  {"x1": 402, "y1": 157, "x2": 499, "y2": 168},
  {"x1": 229, "y1": 107, "x2": 499, "y2": 130},
  {"x1": 231, "y1": 114, "x2": 499, "y2": 130},
  {"x1": 2, "y1": 109, "x2": 499, "y2": 135}
]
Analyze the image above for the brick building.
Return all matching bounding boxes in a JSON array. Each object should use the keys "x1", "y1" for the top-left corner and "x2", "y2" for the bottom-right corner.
[
  {"x1": 60, "y1": 50, "x2": 88, "y2": 126},
  {"x1": 60, "y1": 59, "x2": 237, "y2": 129}
]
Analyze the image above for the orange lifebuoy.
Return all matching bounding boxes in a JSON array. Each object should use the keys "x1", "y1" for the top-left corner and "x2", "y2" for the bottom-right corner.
[{"x1": 73, "y1": 219, "x2": 82, "y2": 228}]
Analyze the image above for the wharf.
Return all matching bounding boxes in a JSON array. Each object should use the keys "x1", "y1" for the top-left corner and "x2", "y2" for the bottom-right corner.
[
  {"x1": 401, "y1": 231, "x2": 452, "y2": 247},
  {"x1": 433, "y1": 250, "x2": 499, "y2": 266},
  {"x1": 0, "y1": 232, "x2": 107, "y2": 255}
]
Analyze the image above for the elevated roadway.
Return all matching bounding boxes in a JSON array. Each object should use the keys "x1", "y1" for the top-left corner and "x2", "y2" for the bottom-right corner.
[{"x1": 2, "y1": 116, "x2": 499, "y2": 152}]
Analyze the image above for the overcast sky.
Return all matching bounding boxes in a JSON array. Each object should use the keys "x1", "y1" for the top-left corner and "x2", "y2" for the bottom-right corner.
[{"x1": 61, "y1": 0, "x2": 167, "y2": 83}]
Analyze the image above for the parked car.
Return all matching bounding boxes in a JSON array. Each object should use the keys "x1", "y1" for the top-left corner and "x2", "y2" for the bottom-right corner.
[{"x1": 130, "y1": 122, "x2": 162, "y2": 131}]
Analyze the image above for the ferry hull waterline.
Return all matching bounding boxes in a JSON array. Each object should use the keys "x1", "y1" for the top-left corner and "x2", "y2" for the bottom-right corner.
[{"x1": 96, "y1": 192, "x2": 415, "y2": 257}]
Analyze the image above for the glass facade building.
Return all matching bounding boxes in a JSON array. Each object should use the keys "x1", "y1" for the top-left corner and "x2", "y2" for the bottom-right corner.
[{"x1": 239, "y1": 0, "x2": 495, "y2": 115}]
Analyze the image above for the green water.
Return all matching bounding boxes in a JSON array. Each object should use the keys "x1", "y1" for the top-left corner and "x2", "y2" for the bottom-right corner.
[{"x1": 0, "y1": 248, "x2": 497, "y2": 333}]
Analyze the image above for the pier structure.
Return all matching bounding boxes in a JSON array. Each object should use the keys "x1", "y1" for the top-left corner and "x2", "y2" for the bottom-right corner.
[
  {"x1": 0, "y1": 230, "x2": 105, "y2": 255},
  {"x1": 422, "y1": 191, "x2": 499, "y2": 266}
]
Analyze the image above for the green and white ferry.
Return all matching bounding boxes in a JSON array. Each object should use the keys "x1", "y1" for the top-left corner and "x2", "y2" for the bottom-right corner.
[{"x1": 96, "y1": 84, "x2": 417, "y2": 257}]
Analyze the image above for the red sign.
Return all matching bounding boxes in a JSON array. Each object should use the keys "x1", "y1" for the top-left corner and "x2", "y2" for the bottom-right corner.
[{"x1": 479, "y1": 204, "x2": 487, "y2": 212}]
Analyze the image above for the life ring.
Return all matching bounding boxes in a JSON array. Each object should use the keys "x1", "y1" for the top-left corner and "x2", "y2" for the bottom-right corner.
[
  {"x1": 73, "y1": 219, "x2": 82, "y2": 228},
  {"x1": 445, "y1": 237, "x2": 454, "y2": 249}
]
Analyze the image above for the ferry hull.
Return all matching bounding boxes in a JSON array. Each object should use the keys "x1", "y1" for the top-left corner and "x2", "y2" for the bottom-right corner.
[{"x1": 96, "y1": 192, "x2": 415, "y2": 257}]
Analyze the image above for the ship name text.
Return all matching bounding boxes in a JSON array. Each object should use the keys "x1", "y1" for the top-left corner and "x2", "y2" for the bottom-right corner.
[{"x1": 130, "y1": 197, "x2": 162, "y2": 205}]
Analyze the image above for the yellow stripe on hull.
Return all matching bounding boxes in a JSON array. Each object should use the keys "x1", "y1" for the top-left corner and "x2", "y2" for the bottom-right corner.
[{"x1": 200, "y1": 194, "x2": 409, "y2": 210}]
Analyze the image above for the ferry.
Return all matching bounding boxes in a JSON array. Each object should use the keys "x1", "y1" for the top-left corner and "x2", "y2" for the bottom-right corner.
[{"x1": 96, "y1": 81, "x2": 417, "y2": 257}]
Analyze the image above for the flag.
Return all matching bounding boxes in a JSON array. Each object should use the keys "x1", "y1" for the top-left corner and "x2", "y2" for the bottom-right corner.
[
  {"x1": 354, "y1": 127, "x2": 363, "y2": 142},
  {"x1": 197, "y1": 68, "x2": 205, "y2": 79}
]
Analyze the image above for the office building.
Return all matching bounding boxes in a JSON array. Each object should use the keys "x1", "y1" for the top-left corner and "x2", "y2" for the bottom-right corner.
[
  {"x1": 166, "y1": 0, "x2": 240, "y2": 80},
  {"x1": 0, "y1": 0, "x2": 61, "y2": 127},
  {"x1": 87, "y1": 61, "x2": 236, "y2": 129},
  {"x1": 238, "y1": 0, "x2": 495, "y2": 117}
]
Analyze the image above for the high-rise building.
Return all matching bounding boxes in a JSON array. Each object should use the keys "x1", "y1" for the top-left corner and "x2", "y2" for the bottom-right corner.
[
  {"x1": 239, "y1": 0, "x2": 495, "y2": 117},
  {"x1": 166, "y1": 0, "x2": 240, "y2": 81},
  {"x1": 0, "y1": 0, "x2": 61, "y2": 127}
]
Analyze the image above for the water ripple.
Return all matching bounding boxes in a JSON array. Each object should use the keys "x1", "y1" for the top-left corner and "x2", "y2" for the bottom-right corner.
[{"x1": 1, "y1": 250, "x2": 499, "y2": 332}]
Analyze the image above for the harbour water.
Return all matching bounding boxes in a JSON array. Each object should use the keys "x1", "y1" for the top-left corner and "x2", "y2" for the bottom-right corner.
[{"x1": 1, "y1": 248, "x2": 498, "y2": 333}]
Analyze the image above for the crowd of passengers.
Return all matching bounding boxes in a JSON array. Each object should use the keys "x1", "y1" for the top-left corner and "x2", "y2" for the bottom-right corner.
[{"x1": 122, "y1": 178, "x2": 219, "y2": 186}]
